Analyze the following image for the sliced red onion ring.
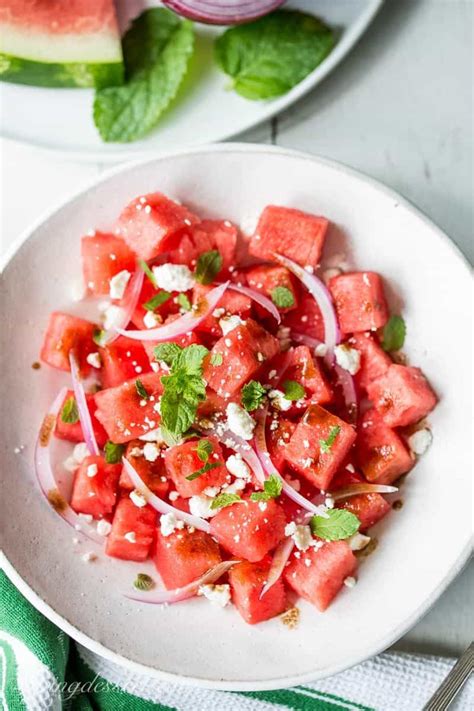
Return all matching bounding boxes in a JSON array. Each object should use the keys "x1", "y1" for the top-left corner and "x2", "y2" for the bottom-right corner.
[
  {"x1": 115, "y1": 282, "x2": 229, "y2": 341},
  {"x1": 125, "y1": 559, "x2": 238, "y2": 605},
  {"x1": 260, "y1": 536, "x2": 294, "y2": 598},
  {"x1": 35, "y1": 387, "x2": 103, "y2": 544},
  {"x1": 69, "y1": 351, "x2": 100, "y2": 456},
  {"x1": 122, "y1": 457, "x2": 210, "y2": 533},
  {"x1": 334, "y1": 364, "x2": 358, "y2": 423},
  {"x1": 274, "y1": 253, "x2": 340, "y2": 365},
  {"x1": 331, "y1": 483, "x2": 398, "y2": 500},
  {"x1": 101, "y1": 269, "x2": 144, "y2": 346},
  {"x1": 162, "y1": 0, "x2": 284, "y2": 25},
  {"x1": 227, "y1": 283, "x2": 281, "y2": 324},
  {"x1": 291, "y1": 331, "x2": 323, "y2": 351}
]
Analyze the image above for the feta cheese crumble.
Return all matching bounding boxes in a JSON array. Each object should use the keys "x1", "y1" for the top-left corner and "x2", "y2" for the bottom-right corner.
[
  {"x1": 109, "y1": 270, "x2": 131, "y2": 300},
  {"x1": 73, "y1": 442, "x2": 89, "y2": 463},
  {"x1": 285, "y1": 522, "x2": 314, "y2": 551},
  {"x1": 348, "y1": 533, "x2": 371, "y2": 551},
  {"x1": 226, "y1": 403, "x2": 256, "y2": 441},
  {"x1": 96, "y1": 520, "x2": 112, "y2": 537},
  {"x1": 152, "y1": 263, "x2": 194, "y2": 292},
  {"x1": 226, "y1": 454, "x2": 251, "y2": 480},
  {"x1": 314, "y1": 343, "x2": 328, "y2": 358},
  {"x1": 143, "y1": 442, "x2": 160, "y2": 462},
  {"x1": 198, "y1": 583, "x2": 231, "y2": 607},
  {"x1": 189, "y1": 495, "x2": 218, "y2": 519},
  {"x1": 408, "y1": 428, "x2": 433, "y2": 456},
  {"x1": 160, "y1": 512, "x2": 184, "y2": 537},
  {"x1": 124, "y1": 531, "x2": 136, "y2": 543},
  {"x1": 268, "y1": 389, "x2": 292, "y2": 412},
  {"x1": 219, "y1": 314, "x2": 245, "y2": 335},
  {"x1": 130, "y1": 490, "x2": 147, "y2": 508},
  {"x1": 86, "y1": 352, "x2": 101, "y2": 369},
  {"x1": 344, "y1": 576, "x2": 357, "y2": 588},
  {"x1": 334, "y1": 344, "x2": 361, "y2": 375},
  {"x1": 103, "y1": 304, "x2": 125, "y2": 331},
  {"x1": 143, "y1": 310, "x2": 162, "y2": 329},
  {"x1": 86, "y1": 463, "x2": 98, "y2": 478}
]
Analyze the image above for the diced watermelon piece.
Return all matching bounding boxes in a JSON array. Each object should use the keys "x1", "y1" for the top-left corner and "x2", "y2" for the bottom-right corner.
[
  {"x1": 40, "y1": 311, "x2": 97, "y2": 375},
  {"x1": 130, "y1": 278, "x2": 179, "y2": 328},
  {"x1": 203, "y1": 319, "x2": 280, "y2": 396},
  {"x1": 284, "y1": 541, "x2": 357, "y2": 611},
  {"x1": 55, "y1": 389, "x2": 107, "y2": 447},
  {"x1": 195, "y1": 219, "x2": 239, "y2": 273},
  {"x1": 197, "y1": 389, "x2": 229, "y2": 421},
  {"x1": 119, "y1": 441, "x2": 169, "y2": 497},
  {"x1": 267, "y1": 417, "x2": 297, "y2": 471},
  {"x1": 283, "y1": 291, "x2": 325, "y2": 342},
  {"x1": 338, "y1": 493, "x2": 391, "y2": 532},
  {"x1": 349, "y1": 333, "x2": 391, "y2": 391},
  {"x1": 70, "y1": 455, "x2": 121, "y2": 519},
  {"x1": 210, "y1": 497, "x2": 286, "y2": 562},
  {"x1": 105, "y1": 498, "x2": 156, "y2": 561},
  {"x1": 229, "y1": 557, "x2": 287, "y2": 624},
  {"x1": 329, "y1": 272, "x2": 389, "y2": 333},
  {"x1": 246, "y1": 265, "x2": 298, "y2": 313},
  {"x1": 286, "y1": 345, "x2": 332, "y2": 405},
  {"x1": 117, "y1": 193, "x2": 200, "y2": 261},
  {"x1": 356, "y1": 410, "x2": 413, "y2": 484},
  {"x1": 153, "y1": 527, "x2": 221, "y2": 588},
  {"x1": 81, "y1": 232, "x2": 136, "y2": 297},
  {"x1": 94, "y1": 371, "x2": 164, "y2": 443},
  {"x1": 192, "y1": 283, "x2": 252, "y2": 337},
  {"x1": 284, "y1": 405, "x2": 356, "y2": 491},
  {"x1": 99, "y1": 336, "x2": 151, "y2": 388},
  {"x1": 249, "y1": 206, "x2": 328, "y2": 270},
  {"x1": 366, "y1": 364, "x2": 437, "y2": 428},
  {"x1": 163, "y1": 437, "x2": 228, "y2": 498}
]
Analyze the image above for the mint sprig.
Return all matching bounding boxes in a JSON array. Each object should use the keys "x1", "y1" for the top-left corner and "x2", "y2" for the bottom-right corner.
[
  {"x1": 139, "y1": 259, "x2": 157, "y2": 287},
  {"x1": 282, "y1": 380, "x2": 305, "y2": 401},
  {"x1": 61, "y1": 396, "x2": 79, "y2": 424},
  {"x1": 159, "y1": 344, "x2": 209, "y2": 435},
  {"x1": 186, "y1": 461, "x2": 221, "y2": 481},
  {"x1": 319, "y1": 425, "x2": 341, "y2": 454},
  {"x1": 241, "y1": 380, "x2": 267, "y2": 411},
  {"x1": 143, "y1": 290, "x2": 171, "y2": 311},
  {"x1": 194, "y1": 250, "x2": 222, "y2": 285},
  {"x1": 196, "y1": 439, "x2": 213, "y2": 462},
  {"x1": 250, "y1": 474, "x2": 282, "y2": 502},
  {"x1": 210, "y1": 492, "x2": 242, "y2": 510},
  {"x1": 381, "y1": 315, "x2": 406, "y2": 352},
  {"x1": 310, "y1": 509, "x2": 360, "y2": 541},
  {"x1": 177, "y1": 293, "x2": 191, "y2": 311},
  {"x1": 271, "y1": 286, "x2": 295, "y2": 309},
  {"x1": 135, "y1": 378, "x2": 149, "y2": 400},
  {"x1": 104, "y1": 441, "x2": 125, "y2": 464}
]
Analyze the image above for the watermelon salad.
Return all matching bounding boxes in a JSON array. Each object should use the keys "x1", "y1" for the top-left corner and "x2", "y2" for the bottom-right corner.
[{"x1": 36, "y1": 192, "x2": 437, "y2": 624}]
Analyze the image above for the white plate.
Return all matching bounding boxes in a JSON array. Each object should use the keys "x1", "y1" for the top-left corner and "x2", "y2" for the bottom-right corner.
[
  {"x1": 0, "y1": 0, "x2": 382, "y2": 162},
  {"x1": 0, "y1": 145, "x2": 471, "y2": 690}
]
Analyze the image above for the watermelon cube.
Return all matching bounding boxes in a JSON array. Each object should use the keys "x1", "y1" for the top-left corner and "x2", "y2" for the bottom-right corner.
[
  {"x1": 329, "y1": 272, "x2": 389, "y2": 333},
  {"x1": 356, "y1": 411, "x2": 413, "y2": 484},
  {"x1": 284, "y1": 541, "x2": 357, "y2": 611},
  {"x1": 367, "y1": 364, "x2": 437, "y2": 427},
  {"x1": 99, "y1": 336, "x2": 151, "y2": 388},
  {"x1": 210, "y1": 497, "x2": 286, "y2": 562},
  {"x1": 284, "y1": 405, "x2": 356, "y2": 491},
  {"x1": 246, "y1": 265, "x2": 298, "y2": 313},
  {"x1": 249, "y1": 205, "x2": 328, "y2": 270},
  {"x1": 105, "y1": 498, "x2": 156, "y2": 561},
  {"x1": 153, "y1": 527, "x2": 221, "y2": 588},
  {"x1": 94, "y1": 371, "x2": 164, "y2": 443},
  {"x1": 195, "y1": 219, "x2": 239, "y2": 273},
  {"x1": 81, "y1": 232, "x2": 136, "y2": 297},
  {"x1": 283, "y1": 291, "x2": 325, "y2": 342},
  {"x1": 117, "y1": 192, "x2": 200, "y2": 260},
  {"x1": 70, "y1": 455, "x2": 121, "y2": 519},
  {"x1": 203, "y1": 319, "x2": 280, "y2": 396},
  {"x1": 286, "y1": 345, "x2": 332, "y2": 405},
  {"x1": 55, "y1": 389, "x2": 107, "y2": 448},
  {"x1": 349, "y1": 333, "x2": 391, "y2": 391},
  {"x1": 163, "y1": 437, "x2": 228, "y2": 498},
  {"x1": 40, "y1": 311, "x2": 97, "y2": 375},
  {"x1": 229, "y1": 557, "x2": 287, "y2": 624},
  {"x1": 267, "y1": 417, "x2": 297, "y2": 472},
  {"x1": 192, "y1": 283, "x2": 252, "y2": 337},
  {"x1": 338, "y1": 493, "x2": 391, "y2": 532},
  {"x1": 119, "y1": 441, "x2": 169, "y2": 497}
]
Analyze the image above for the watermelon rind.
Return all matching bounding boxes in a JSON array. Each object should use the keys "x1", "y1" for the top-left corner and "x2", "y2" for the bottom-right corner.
[{"x1": 0, "y1": 52, "x2": 123, "y2": 89}]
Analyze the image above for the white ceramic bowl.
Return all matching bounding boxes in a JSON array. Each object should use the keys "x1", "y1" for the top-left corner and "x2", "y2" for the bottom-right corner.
[{"x1": 0, "y1": 145, "x2": 471, "y2": 690}]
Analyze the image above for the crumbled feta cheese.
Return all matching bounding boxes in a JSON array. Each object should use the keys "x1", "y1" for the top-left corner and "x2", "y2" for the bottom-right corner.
[
  {"x1": 124, "y1": 531, "x2": 136, "y2": 543},
  {"x1": 219, "y1": 315, "x2": 245, "y2": 335},
  {"x1": 212, "y1": 307, "x2": 226, "y2": 318},
  {"x1": 97, "y1": 520, "x2": 112, "y2": 536},
  {"x1": 224, "y1": 338, "x2": 232, "y2": 347},
  {"x1": 81, "y1": 552, "x2": 97, "y2": 563},
  {"x1": 258, "y1": 502, "x2": 267, "y2": 512},
  {"x1": 169, "y1": 491, "x2": 179, "y2": 502},
  {"x1": 285, "y1": 523, "x2": 313, "y2": 551},
  {"x1": 198, "y1": 583, "x2": 231, "y2": 607},
  {"x1": 348, "y1": 533, "x2": 371, "y2": 551},
  {"x1": 223, "y1": 478, "x2": 246, "y2": 495},
  {"x1": 152, "y1": 263, "x2": 194, "y2": 292},
  {"x1": 143, "y1": 310, "x2": 162, "y2": 329},
  {"x1": 226, "y1": 403, "x2": 256, "y2": 441},
  {"x1": 71, "y1": 280, "x2": 85, "y2": 302},
  {"x1": 86, "y1": 463, "x2": 98, "y2": 478},
  {"x1": 226, "y1": 454, "x2": 251, "y2": 480},
  {"x1": 408, "y1": 428, "x2": 433, "y2": 456},
  {"x1": 139, "y1": 427, "x2": 165, "y2": 443},
  {"x1": 323, "y1": 268, "x2": 342, "y2": 284},
  {"x1": 256, "y1": 352, "x2": 265, "y2": 362},
  {"x1": 301, "y1": 457, "x2": 313, "y2": 469},
  {"x1": 130, "y1": 490, "x2": 147, "y2": 508},
  {"x1": 143, "y1": 442, "x2": 160, "y2": 462},
  {"x1": 203, "y1": 486, "x2": 221, "y2": 497},
  {"x1": 129, "y1": 446, "x2": 143, "y2": 457},
  {"x1": 160, "y1": 512, "x2": 184, "y2": 537},
  {"x1": 268, "y1": 369, "x2": 277, "y2": 379},
  {"x1": 344, "y1": 576, "x2": 357, "y2": 588},
  {"x1": 63, "y1": 456, "x2": 79, "y2": 472},
  {"x1": 324, "y1": 496, "x2": 335, "y2": 509},
  {"x1": 189, "y1": 495, "x2": 218, "y2": 519},
  {"x1": 103, "y1": 304, "x2": 125, "y2": 331},
  {"x1": 73, "y1": 442, "x2": 89, "y2": 463},
  {"x1": 86, "y1": 352, "x2": 101, "y2": 370},
  {"x1": 268, "y1": 389, "x2": 292, "y2": 412},
  {"x1": 334, "y1": 344, "x2": 361, "y2": 375},
  {"x1": 314, "y1": 343, "x2": 328, "y2": 358},
  {"x1": 346, "y1": 463, "x2": 355, "y2": 473},
  {"x1": 109, "y1": 270, "x2": 131, "y2": 299}
]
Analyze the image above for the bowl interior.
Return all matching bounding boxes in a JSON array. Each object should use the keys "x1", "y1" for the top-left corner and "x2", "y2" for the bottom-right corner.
[{"x1": 0, "y1": 146, "x2": 471, "y2": 689}]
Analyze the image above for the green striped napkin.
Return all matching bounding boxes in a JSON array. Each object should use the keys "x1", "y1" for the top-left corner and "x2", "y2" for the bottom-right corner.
[{"x1": 1, "y1": 571, "x2": 472, "y2": 710}]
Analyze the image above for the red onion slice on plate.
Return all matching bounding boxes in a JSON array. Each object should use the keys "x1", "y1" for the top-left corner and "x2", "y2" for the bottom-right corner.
[
  {"x1": 334, "y1": 364, "x2": 358, "y2": 423},
  {"x1": 162, "y1": 0, "x2": 284, "y2": 25},
  {"x1": 331, "y1": 483, "x2": 398, "y2": 500},
  {"x1": 259, "y1": 536, "x2": 294, "y2": 598},
  {"x1": 101, "y1": 269, "x2": 144, "y2": 346},
  {"x1": 227, "y1": 283, "x2": 281, "y2": 323},
  {"x1": 69, "y1": 351, "x2": 100, "y2": 456},
  {"x1": 35, "y1": 387, "x2": 103, "y2": 544}
]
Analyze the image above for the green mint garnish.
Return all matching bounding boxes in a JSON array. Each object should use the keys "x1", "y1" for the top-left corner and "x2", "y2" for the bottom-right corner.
[
  {"x1": 210, "y1": 352, "x2": 223, "y2": 367},
  {"x1": 250, "y1": 474, "x2": 283, "y2": 502},
  {"x1": 133, "y1": 573, "x2": 154, "y2": 591},
  {"x1": 135, "y1": 378, "x2": 149, "y2": 400},
  {"x1": 210, "y1": 492, "x2": 242, "y2": 510},
  {"x1": 381, "y1": 315, "x2": 406, "y2": 352},
  {"x1": 194, "y1": 250, "x2": 222, "y2": 285},
  {"x1": 61, "y1": 396, "x2": 79, "y2": 424},
  {"x1": 282, "y1": 380, "x2": 305, "y2": 401},
  {"x1": 241, "y1": 380, "x2": 267, "y2": 411},
  {"x1": 319, "y1": 425, "x2": 341, "y2": 454},
  {"x1": 104, "y1": 441, "x2": 125, "y2": 464},
  {"x1": 159, "y1": 344, "x2": 209, "y2": 435},
  {"x1": 153, "y1": 342, "x2": 183, "y2": 367},
  {"x1": 177, "y1": 293, "x2": 191, "y2": 311},
  {"x1": 186, "y1": 461, "x2": 221, "y2": 481},
  {"x1": 143, "y1": 290, "x2": 171, "y2": 311},
  {"x1": 93, "y1": 328, "x2": 106, "y2": 346},
  {"x1": 271, "y1": 286, "x2": 295, "y2": 309},
  {"x1": 196, "y1": 438, "x2": 213, "y2": 462},
  {"x1": 310, "y1": 509, "x2": 360, "y2": 541},
  {"x1": 139, "y1": 259, "x2": 158, "y2": 287}
]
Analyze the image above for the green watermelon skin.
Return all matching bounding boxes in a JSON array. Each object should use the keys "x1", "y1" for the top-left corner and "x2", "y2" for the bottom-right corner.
[{"x1": 0, "y1": 53, "x2": 123, "y2": 88}]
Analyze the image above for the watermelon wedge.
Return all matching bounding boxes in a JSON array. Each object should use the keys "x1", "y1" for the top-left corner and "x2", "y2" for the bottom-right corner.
[{"x1": 0, "y1": 1, "x2": 123, "y2": 88}]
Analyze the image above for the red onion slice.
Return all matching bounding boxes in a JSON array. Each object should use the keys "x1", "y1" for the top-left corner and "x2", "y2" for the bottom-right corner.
[
  {"x1": 274, "y1": 253, "x2": 340, "y2": 364},
  {"x1": 101, "y1": 269, "x2": 144, "y2": 346},
  {"x1": 122, "y1": 457, "x2": 211, "y2": 533},
  {"x1": 125, "y1": 559, "x2": 238, "y2": 605},
  {"x1": 35, "y1": 387, "x2": 103, "y2": 544},
  {"x1": 334, "y1": 364, "x2": 358, "y2": 423},
  {"x1": 116, "y1": 281, "x2": 229, "y2": 341},
  {"x1": 260, "y1": 536, "x2": 294, "y2": 598},
  {"x1": 227, "y1": 283, "x2": 281, "y2": 324},
  {"x1": 162, "y1": 0, "x2": 284, "y2": 25},
  {"x1": 69, "y1": 351, "x2": 100, "y2": 456},
  {"x1": 291, "y1": 331, "x2": 323, "y2": 351},
  {"x1": 331, "y1": 483, "x2": 398, "y2": 501}
]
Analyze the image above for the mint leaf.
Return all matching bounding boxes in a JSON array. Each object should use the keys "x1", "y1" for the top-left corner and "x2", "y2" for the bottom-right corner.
[
  {"x1": 196, "y1": 438, "x2": 213, "y2": 462},
  {"x1": 153, "y1": 342, "x2": 182, "y2": 367},
  {"x1": 93, "y1": 328, "x2": 106, "y2": 347},
  {"x1": 177, "y1": 293, "x2": 191, "y2": 311},
  {"x1": 210, "y1": 352, "x2": 223, "y2": 367},
  {"x1": 186, "y1": 461, "x2": 221, "y2": 481},
  {"x1": 194, "y1": 250, "x2": 222, "y2": 285},
  {"x1": 215, "y1": 10, "x2": 335, "y2": 100},
  {"x1": 139, "y1": 259, "x2": 157, "y2": 287},
  {"x1": 319, "y1": 425, "x2": 341, "y2": 454},
  {"x1": 94, "y1": 9, "x2": 194, "y2": 142},
  {"x1": 135, "y1": 378, "x2": 149, "y2": 400},
  {"x1": 160, "y1": 427, "x2": 197, "y2": 447},
  {"x1": 250, "y1": 474, "x2": 282, "y2": 502},
  {"x1": 104, "y1": 441, "x2": 125, "y2": 464},
  {"x1": 271, "y1": 286, "x2": 295, "y2": 309},
  {"x1": 176, "y1": 344, "x2": 209, "y2": 373},
  {"x1": 241, "y1": 380, "x2": 267, "y2": 411},
  {"x1": 159, "y1": 344, "x2": 209, "y2": 435},
  {"x1": 282, "y1": 380, "x2": 305, "y2": 401},
  {"x1": 133, "y1": 573, "x2": 154, "y2": 591},
  {"x1": 61, "y1": 396, "x2": 79, "y2": 424},
  {"x1": 382, "y1": 315, "x2": 406, "y2": 352},
  {"x1": 143, "y1": 290, "x2": 171, "y2": 311},
  {"x1": 210, "y1": 492, "x2": 242, "y2": 510},
  {"x1": 310, "y1": 509, "x2": 360, "y2": 541}
]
